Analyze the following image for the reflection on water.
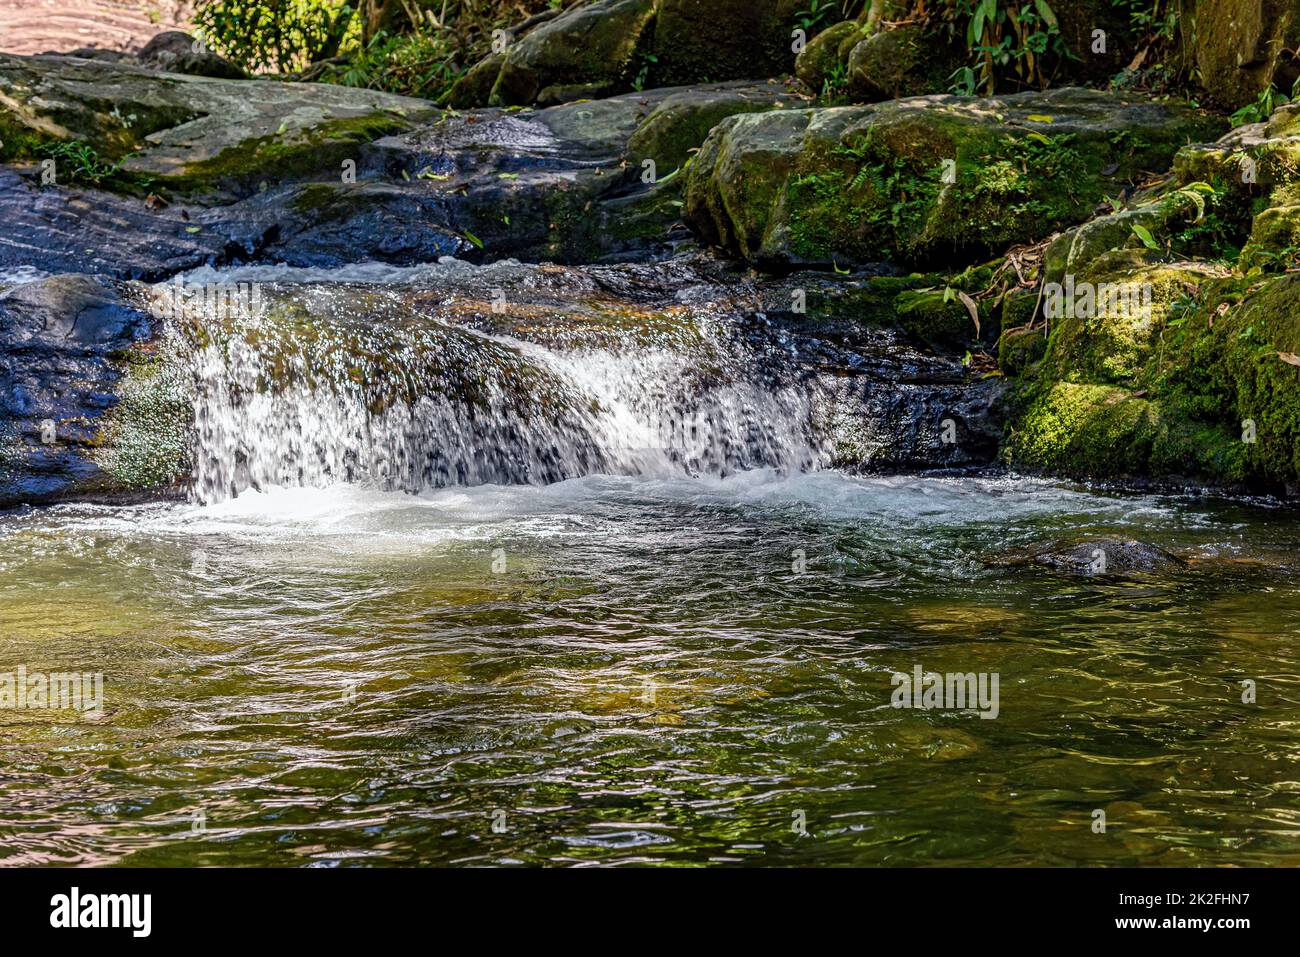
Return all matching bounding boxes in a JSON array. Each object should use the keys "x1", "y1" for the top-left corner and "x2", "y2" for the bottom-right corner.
[{"x1": 1, "y1": 470, "x2": 1298, "y2": 866}]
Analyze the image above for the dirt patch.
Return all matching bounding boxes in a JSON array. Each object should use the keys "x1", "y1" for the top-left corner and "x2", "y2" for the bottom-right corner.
[{"x1": 0, "y1": 0, "x2": 192, "y2": 55}]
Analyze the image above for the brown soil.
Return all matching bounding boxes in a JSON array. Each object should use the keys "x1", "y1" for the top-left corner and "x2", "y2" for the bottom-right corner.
[{"x1": 0, "y1": 0, "x2": 192, "y2": 55}]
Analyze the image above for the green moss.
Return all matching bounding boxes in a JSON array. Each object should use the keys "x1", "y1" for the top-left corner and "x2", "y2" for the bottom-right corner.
[
  {"x1": 1010, "y1": 381, "x2": 1164, "y2": 477},
  {"x1": 0, "y1": 110, "x2": 55, "y2": 162},
  {"x1": 998, "y1": 324, "x2": 1047, "y2": 375},
  {"x1": 163, "y1": 112, "x2": 413, "y2": 194},
  {"x1": 94, "y1": 338, "x2": 193, "y2": 491},
  {"x1": 786, "y1": 125, "x2": 1099, "y2": 265},
  {"x1": 1162, "y1": 274, "x2": 1300, "y2": 487},
  {"x1": 893, "y1": 287, "x2": 980, "y2": 350}
]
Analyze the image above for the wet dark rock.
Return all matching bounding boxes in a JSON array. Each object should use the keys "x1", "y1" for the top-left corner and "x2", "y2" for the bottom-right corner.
[
  {"x1": 0, "y1": 274, "x2": 181, "y2": 507},
  {"x1": 0, "y1": 169, "x2": 233, "y2": 280}
]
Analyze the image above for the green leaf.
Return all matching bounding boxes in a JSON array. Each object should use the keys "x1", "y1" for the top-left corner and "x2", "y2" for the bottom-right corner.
[
  {"x1": 462, "y1": 229, "x2": 484, "y2": 249},
  {"x1": 1131, "y1": 223, "x2": 1159, "y2": 249},
  {"x1": 1034, "y1": 0, "x2": 1058, "y2": 28}
]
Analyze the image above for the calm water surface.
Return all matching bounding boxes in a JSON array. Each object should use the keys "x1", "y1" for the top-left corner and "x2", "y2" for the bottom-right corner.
[{"x1": 2, "y1": 471, "x2": 1298, "y2": 866}]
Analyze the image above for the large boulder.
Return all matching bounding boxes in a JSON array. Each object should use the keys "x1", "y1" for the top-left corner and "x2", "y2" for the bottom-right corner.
[
  {"x1": 684, "y1": 87, "x2": 1226, "y2": 269},
  {"x1": 137, "y1": 31, "x2": 247, "y2": 80},
  {"x1": 1001, "y1": 107, "x2": 1300, "y2": 494},
  {"x1": 489, "y1": 0, "x2": 656, "y2": 106},
  {"x1": 794, "y1": 19, "x2": 861, "y2": 92},
  {"x1": 845, "y1": 23, "x2": 957, "y2": 101},
  {"x1": 454, "y1": 0, "x2": 812, "y2": 107},
  {"x1": 1193, "y1": 0, "x2": 1300, "y2": 110}
]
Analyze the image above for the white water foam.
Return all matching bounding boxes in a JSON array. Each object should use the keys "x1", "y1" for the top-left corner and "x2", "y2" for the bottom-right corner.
[{"x1": 163, "y1": 278, "x2": 827, "y2": 503}]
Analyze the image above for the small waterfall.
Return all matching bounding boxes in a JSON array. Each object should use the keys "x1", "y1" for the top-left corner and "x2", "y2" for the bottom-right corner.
[{"x1": 152, "y1": 268, "x2": 828, "y2": 503}]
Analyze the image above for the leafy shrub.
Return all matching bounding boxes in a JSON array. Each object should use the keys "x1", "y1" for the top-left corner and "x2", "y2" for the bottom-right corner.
[{"x1": 195, "y1": 0, "x2": 357, "y2": 73}]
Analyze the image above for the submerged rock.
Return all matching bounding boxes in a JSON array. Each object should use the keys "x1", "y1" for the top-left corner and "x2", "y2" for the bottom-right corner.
[{"x1": 986, "y1": 538, "x2": 1186, "y2": 575}]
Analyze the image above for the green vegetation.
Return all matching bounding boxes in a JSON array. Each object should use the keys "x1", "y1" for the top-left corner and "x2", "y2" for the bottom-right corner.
[
  {"x1": 195, "y1": 0, "x2": 552, "y2": 99},
  {"x1": 940, "y1": 0, "x2": 1066, "y2": 95},
  {"x1": 195, "y1": 0, "x2": 355, "y2": 72}
]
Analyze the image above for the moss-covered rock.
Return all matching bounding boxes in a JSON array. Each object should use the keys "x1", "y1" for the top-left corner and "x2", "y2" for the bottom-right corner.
[
  {"x1": 795, "y1": 19, "x2": 861, "y2": 92},
  {"x1": 489, "y1": 0, "x2": 656, "y2": 107},
  {"x1": 626, "y1": 83, "x2": 802, "y2": 174},
  {"x1": 651, "y1": 0, "x2": 804, "y2": 87},
  {"x1": 0, "y1": 53, "x2": 434, "y2": 196},
  {"x1": 1192, "y1": 0, "x2": 1300, "y2": 110},
  {"x1": 998, "y1": 322, "x2": 1047, "y2": 376},
  {"x1": 845, "y1": 24, "x2": 956, "y2": 102},
  {"x1": 445, "y1": 52, "x2": 505, "y2": 109},
  {"x1": 685, "y1": 87, "x2": 1226, "y2": 269}
]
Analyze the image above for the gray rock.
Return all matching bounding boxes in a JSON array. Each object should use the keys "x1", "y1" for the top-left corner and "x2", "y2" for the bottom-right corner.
[
  {"x1": 0, "y1": 53, "x2": 434, "y2": 195},
  {"x1": 137, "y1": 31, "x2": 247, "y2": 80},
  {"x1": 0, "y1": 274, "x2": 185, "y2": 507}
]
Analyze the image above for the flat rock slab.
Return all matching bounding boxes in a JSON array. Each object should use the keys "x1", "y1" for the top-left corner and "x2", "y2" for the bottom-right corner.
[
  {"x1": 0, "y1": 168, "x2": 231, "y2": 279},
  {"x1": 0, "y1": 53, "x2": 434, "y2": 189}
]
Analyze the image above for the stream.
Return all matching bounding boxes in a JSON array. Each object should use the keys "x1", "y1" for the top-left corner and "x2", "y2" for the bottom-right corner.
[{"x1": 2, "y1": 262, "x2": 1298, "y2": 866}]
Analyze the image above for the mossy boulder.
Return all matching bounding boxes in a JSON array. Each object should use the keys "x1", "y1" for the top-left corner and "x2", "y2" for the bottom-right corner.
[
  {"x1": 685, "y1": 87, "x2": 1226, "y2": 269},
  {"x1": 626, "y1": 83, "x2": 802, "y2": 175},
  {"x1": 1006, "y1": 242, "x2": 1300, "y2": 491},
  {"x1": 998, "y1": 323, "x2": 1047, "y2": 375},
  {"x1": 489, "y1": 0, "x2": 656, "y2": 107},
  {"x1": 846, "y1": 24, "x2": 956, "y2": 101},
  {"x1": 795, "y1": 20, "x2": 861, "y2": 92},
  {"x1": 1192, "y1": 0, "x2": 1300, "y2": 110},
  {"x1": 651, "y1": 0, "x2": 804, "y2": 87}
]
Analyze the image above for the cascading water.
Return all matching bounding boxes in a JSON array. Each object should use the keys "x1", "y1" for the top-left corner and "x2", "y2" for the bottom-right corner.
[{"x1": 156, "y1": 262, "x2": 830, "y2": 504}]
